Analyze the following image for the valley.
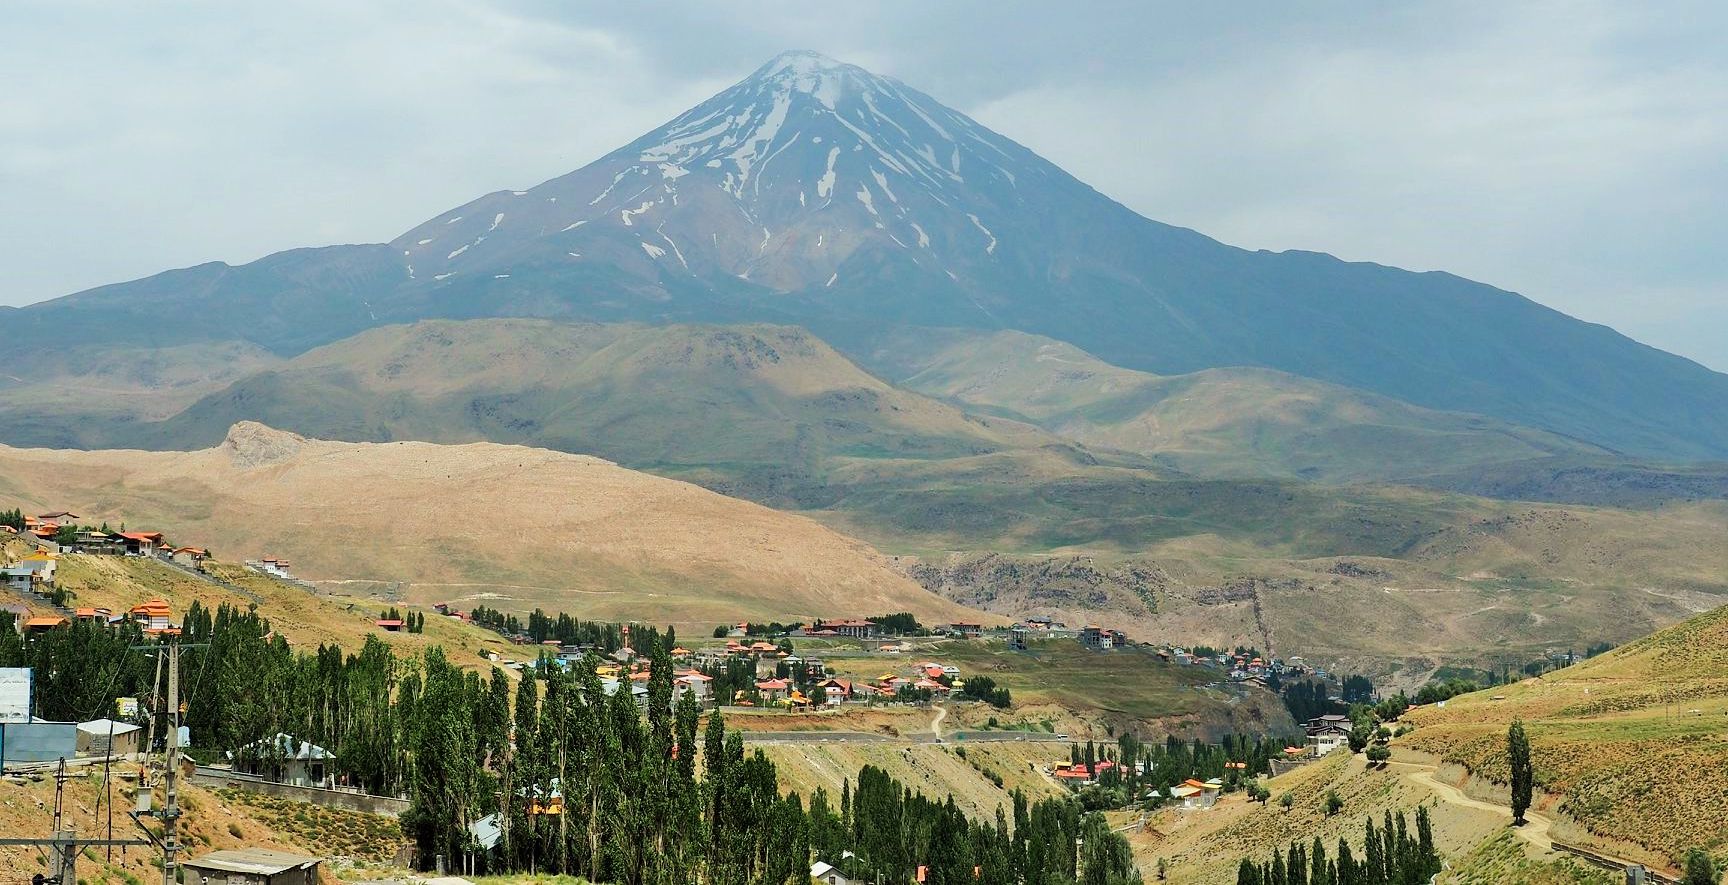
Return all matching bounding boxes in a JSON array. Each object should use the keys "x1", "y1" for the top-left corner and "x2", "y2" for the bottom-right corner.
[{"x1": 3, "y1": 33, "x2": 1726, "y2": 885}]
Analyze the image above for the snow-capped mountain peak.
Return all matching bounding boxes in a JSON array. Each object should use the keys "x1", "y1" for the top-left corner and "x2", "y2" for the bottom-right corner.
[{"x1": 393, "y1": 51, "x2": 1067, "y2": 295}]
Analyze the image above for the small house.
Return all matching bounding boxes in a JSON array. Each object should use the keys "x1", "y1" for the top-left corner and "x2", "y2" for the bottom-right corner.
[
  {"x1": 76, "y1": 718, "x2": 143, "y2": 757},
  {"x1": 811, "y1": 861, "x2": 857, "y2": 885},
  {"x1": 230, "y1": 733, "x2": 334, "y2": 788},
  {"x1": 1169, "y1": 778, "x2": 1222, "y2": 809},
  {"x1": 171, "y1": 547, "x2": 209, "y2": 566},
  {"x1": 181, "y1": 849, "x2": 321, "y2": 885},
  {"x1": 15, "y1": 550, "x2": 59, "y2": 584},
  {"x1": 676, "y1": 672, "x2": 713, "y2": 703},
  {"x1": 130, "y1": 599, "x2": 173, "y2": 633},
  {"x1": 814, "y1": 619, "x2": 879, "y2": 639},
  {"x1": 73, "y1": 531, "x2": 123, "y2": 555},
  {"x1": 23, "y1": 615, "x2": 68, "y2": 634},
  {"x1": 948, "y1": 622, "x2": 983, "y2": 639},
  {"x1": 819, "y1": 677, "x2": 852, "y2": 705},
  {"x1": 0, "y1": 566, "x2": 39, "y2": 594},
  {"x1": 116, "y1": 532, "x2": 166, "y2": 557},
  {"x1": 74, "y1": 607, "x2": 112, "y2": 625},
  {"x1": 755, "y1": 678, "x2": 790, "y2": 704},
  {"x1": 375, "y1": 618, "x2": 404, "y2": 632}
]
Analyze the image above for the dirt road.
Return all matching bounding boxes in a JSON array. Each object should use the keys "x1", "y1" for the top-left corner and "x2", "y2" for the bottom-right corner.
[
  {"x1": 1394, "y1": 763, "x2": 1554, "y2": 851},
  {"x1": 931, "y1": 704, "x2": 949, "y2": 741}
]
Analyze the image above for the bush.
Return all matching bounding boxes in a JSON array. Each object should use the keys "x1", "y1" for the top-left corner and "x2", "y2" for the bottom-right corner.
[{"x1": 1325, "y1": 791, "x2": 1343, "y2": 816}]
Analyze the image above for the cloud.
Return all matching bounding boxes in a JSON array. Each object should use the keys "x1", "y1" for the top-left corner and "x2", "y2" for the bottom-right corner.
[{"x1": 2, "y1": 1, "x2": 1724, "y2": 369}]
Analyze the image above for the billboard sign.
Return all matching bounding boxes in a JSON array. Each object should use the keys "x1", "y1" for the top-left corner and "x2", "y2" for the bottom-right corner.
[{"x1": 0, "y1": 668, "x2": 30, "y2": 723}]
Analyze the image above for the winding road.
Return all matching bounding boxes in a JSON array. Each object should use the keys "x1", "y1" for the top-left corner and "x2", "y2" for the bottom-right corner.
[{"x1": 1389, "y1": 761, "x2": 1554, "y2": 851}]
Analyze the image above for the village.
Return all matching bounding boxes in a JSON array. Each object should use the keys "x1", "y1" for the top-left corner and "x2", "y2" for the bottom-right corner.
[{"x1": 1, "y1": 505, "x2": 1381, "y2": 885}]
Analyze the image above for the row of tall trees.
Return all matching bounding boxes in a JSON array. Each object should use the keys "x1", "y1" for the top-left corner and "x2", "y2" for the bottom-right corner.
[
  {"x1": 1236, "y1": 808, "x2": 1441, "y2": 885},
  {"x1": 4, "y1": 600, "x2": 1139, "y2": 882}
]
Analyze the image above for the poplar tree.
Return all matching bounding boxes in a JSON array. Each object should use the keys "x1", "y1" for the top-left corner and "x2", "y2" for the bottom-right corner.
[{"x1": 1507, "y1": 719, "x2": 1533, "y2": 825}]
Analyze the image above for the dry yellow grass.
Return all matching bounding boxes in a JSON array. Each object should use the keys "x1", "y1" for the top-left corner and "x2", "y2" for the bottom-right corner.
[
  {"x1": 43, "y1": 552, "x2": 508, "y2": 671},
  {"x1": 0, "y1": 422, "x2": 978, "y2": 628},
  {"x1": 1401, "y1": 603, "x2": 1728, "y2": 866},
  {"x1": 755, "y1": 740, "x2": 1065, "y2": 821},
  {"x1": 0, "y1": 768, "x2": 398, "y2": 884}
]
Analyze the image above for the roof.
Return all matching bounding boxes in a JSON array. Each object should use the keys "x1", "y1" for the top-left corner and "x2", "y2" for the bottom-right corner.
[
  {"x1": 25, "y1": 616, "x2": 67, "y2": 628},
  {"x1": 183, "y1": 849, "x2": 320, "y2": 875},
  {"x1": 469, "y1": 813, "x2": 503, "y2": 851},
  {"x1": 116, "y1": 532, "x2": 164, "y2": 542},
  {"x1": 77, "y1": 718, "x2": 143, "y2": 737},
  {"x1": 375, "y1": 619, "x2": 404, "y2": 627},
  {"x1": 234, "y1": 732, "x2": 331, "y2": 760},
  {"x1": 130, "y1": 599, "x2": 172, "y2": 616}
]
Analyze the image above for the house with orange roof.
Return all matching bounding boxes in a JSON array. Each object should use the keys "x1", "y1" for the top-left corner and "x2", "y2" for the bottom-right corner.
[
  {"x1": 676, "y1": 671, "x2": 713, "y2": 703},
  {"x1": 171, "y1": 546, "x2": 209, "y2": 566},
  {"x1": 116, "y1": 531, "x2": 166, "y2": 557},
  {"x1": 73, "y1": 607, "x2": 112, "y2": 625},
  {"x1": 24, "y1": 615, "x2": 68, "y2": 634},
  {"x1": 814, "y1": 619, "x2": 878, "y2": 639},
  {"x1": 819, "y1": 677, "x2": 853, "y2": 705},
  {"x1": 129, "y1": 599, "x2": 173, "y2": 632},
  {"x1": 755, "y1": 678, "x2": 790, "y2": 704}
]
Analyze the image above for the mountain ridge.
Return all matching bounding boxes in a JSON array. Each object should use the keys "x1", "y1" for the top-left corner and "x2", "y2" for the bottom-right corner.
[{"x1": 7, "y1": 50, "x2": 1728, "y2": 461}]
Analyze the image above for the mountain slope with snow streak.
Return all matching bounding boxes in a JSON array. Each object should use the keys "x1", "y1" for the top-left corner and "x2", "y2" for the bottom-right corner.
[
  {"x1": 391, "y1": 50, "x2": 1052, "y2": 306},
  {"x1": 12, "y1": 50, "x2": 1728, "y2": 460}
]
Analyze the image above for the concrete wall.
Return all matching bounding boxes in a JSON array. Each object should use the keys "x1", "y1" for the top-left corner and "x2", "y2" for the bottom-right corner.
[{"x1": 190, "y1": 767, "x2": 410, "y2": 816}]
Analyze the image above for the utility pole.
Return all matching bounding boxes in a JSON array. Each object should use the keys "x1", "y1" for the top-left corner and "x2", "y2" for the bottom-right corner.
[
  {"x1": 0, "y1": 760, "x2": 151, "y2": 885},
  {"x1": 129, "y1": 633, "x2": 206, "y2": 885},
  {"x1": 161, "y1": 635, "x2": 182, "y2": 885}
]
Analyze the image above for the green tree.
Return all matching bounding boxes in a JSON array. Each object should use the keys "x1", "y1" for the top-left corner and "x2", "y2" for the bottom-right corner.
[
  {"x1": 1324, "y1": 791, "x2": 1343, "y2": 816},
  {"x1": 1683, "y1": 849, "x2": 1719, "y2": 885},
  {"x1": 1279, "y1": 791, "x2": 1295, "y2": 811},
  {"x1": 1507, "y1": 719, "x2": 1533, "y2": 825}
]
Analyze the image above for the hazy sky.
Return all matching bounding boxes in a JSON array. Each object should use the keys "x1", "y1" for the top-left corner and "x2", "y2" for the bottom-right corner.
[{"x1": 4, "y1": 1, "x2": 1725, "y2": 370}]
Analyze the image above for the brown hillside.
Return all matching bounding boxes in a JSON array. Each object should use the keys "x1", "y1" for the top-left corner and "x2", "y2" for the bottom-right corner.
[
  {"x1": 0, "y1": 423, "x2": 979, "y2": 627},
  {"x1": 1401, "y1": 602, "x2": 1728, "y2": 867}
]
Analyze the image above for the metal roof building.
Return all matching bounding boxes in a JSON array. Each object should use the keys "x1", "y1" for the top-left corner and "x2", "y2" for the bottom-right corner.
[{"x1": 181, "y1": 848, "x2": 321, "y2": 885}]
